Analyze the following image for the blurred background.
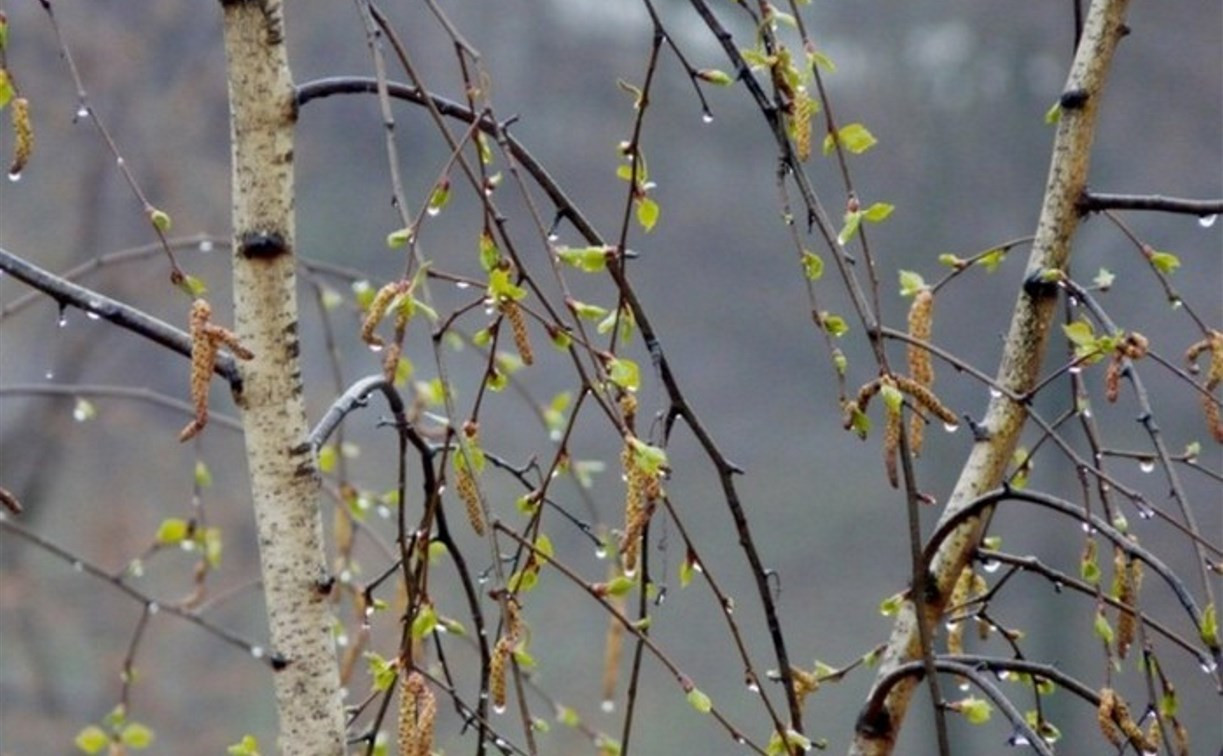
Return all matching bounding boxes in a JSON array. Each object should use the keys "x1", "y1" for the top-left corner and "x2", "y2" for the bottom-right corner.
[{"x1": 1, "y1": 0, "x2": 1219, "y2": 753}]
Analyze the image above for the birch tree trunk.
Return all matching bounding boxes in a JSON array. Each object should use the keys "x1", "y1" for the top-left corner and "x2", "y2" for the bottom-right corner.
[
  {"x1": 219, "y1": 1, "x2": 346, "y2": 752},
  {"x1": 849, "y1": 1, "x2": 1132, "y2": 753}
]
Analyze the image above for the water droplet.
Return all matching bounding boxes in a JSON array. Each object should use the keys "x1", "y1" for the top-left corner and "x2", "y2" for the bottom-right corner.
[
  {"x1": 945, "y1": 620, "x2": 959, "y2": 632},
  {"x1": 336, "y1": 634, "x2": 349, "y2": 647},
  {"x1": 982, "y1": 560, "x2": 1002, "y2": 573},
  {"x1": 368, "y1": 343, "x2": 384, "y2": 353},
  {"x1": 989, "y1": 387, "x2": 1003, "y2": 399},
  {"x1": 198, "y1": 240, "x2": 215, "y2": 252},
  {"x1": 251, "y1": 645, "x2": 265, "y2": 659},
  {"x1": 455, "y1": 280, "x2": 471, "y2": 289},
  {"x1": 1068, "y1": 365, "x2": 1082, "y2": 375},
  {"x1": 376, "y1": 505, "x2": 391, "y2": 519},
  {"x1": 180, "y1": 539, "x2": 196, "y2": 552},
  {"x1": 1067, "y1": 296, "x2": 1079, "y2": 308},
  {"x1": 623, "y1": 566, "x2": 637, "y2": 579},
  {"x1": 734, "y1": 735, "x2": 746, "y2": 745},
  {"x1": 691, "y1": 561, "x2": 704, "y2": 573},
  {"x1": 701, "y1": 112, "x2": 714, "y2": 124},
  {"x1": 1138, "y1": 459, "x2": 1155, "y2": 474},
  {"x1": 1199, "y1": 658, "x2": 1217, "y2": 674},
  {"x1": 600, "y1": 699, "x2": 615, "y2": 713},
  {"x1": 958, "y1": 681, "x2": 970, "y2": 692},
  {"x1": 44, "y1": 369, "x2": 55, "y2": 380},
  {"x1": 546, "y1": 232, "x2": 560, "y2": 243},
  {"x1": 1009, "y1": 733, "x2": 1031, "y2": 747},
  {"x1": 426, "y1": 206, "x2": 441, "y2": 217},
  {"x1": 995, "y1": 669, "x2": 1009, "y2": 680},
  {"x1": 72, "y1": 560, "x2": 84, "y2": 572},
  {"x1": 745, "y1": 680, "x2": 760, "y2": 693},
  {"x1": 594, "y1": 545, "x2": 608, "y2": 560},
  {"x1": 1199, "y1": 214, "x2": 1218, "y2": 228},
  {"x1": 7, "y1": 171, "x2": 22, "y2": 182},
  {"x1": 57, "y1": 311, "x2": 69, "y2": 328},
  {"x1": 0, "y1": 511, "x2": 7, "y2": 523},
  {"x1": 1081, "y1": 407, "x2": 1093, "y2": 418},
  {"x1": 364, "y1": 605, "x2": 375, "y2": 617},
  {"x1": 1170, "y1": 298, "x2": 1183, "y2": 310},
  {"x1": 147, "y1": 602, "x2": 160, "y2": 615},
  {"x1": 339, "y1": 569, "x2": 353, "y2": 584},
  {"x1": 493, "y1": 703, "x2": 507, "y2": 715},
  {"x1": 943, "y1": 422, "x2": 959, "y2": 433},
  {"x1": 86, "y1": 311, "x2": 101, "y2": 321},
  {"x1": 115, "y1": 157, "x2": 125, "y2": 167},
  {"x1": 75, "y1": 104, "x2": 89, "y2": 120},
  {"x1": 1136, "y1": 502, "x2": 1155, "y2": 520}
]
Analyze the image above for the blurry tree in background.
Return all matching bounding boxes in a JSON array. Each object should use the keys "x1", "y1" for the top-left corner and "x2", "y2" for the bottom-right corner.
[{"x1": 0, "y1": 0, "x2": 1219, "y2": 754}]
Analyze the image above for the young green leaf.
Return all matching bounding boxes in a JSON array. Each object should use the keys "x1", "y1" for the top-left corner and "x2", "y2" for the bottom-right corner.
[
  {"x1": 696, "y1": 69, "x2": 734, "y2": 86},
  {"x1": 479, "y1": 231, "x2": 500, "y2": 271},
  {"x1": 957, "y1": 697, "x2": 992, "y2": 725},
  {"x1": 636, "y1": 196, "x2": 660, "y2": 232},
  {"x1": 411, "y1": 604, "x2": 438, "y2": 640},
  {"x1": 75, "y1": 726, "x2": 110, "y2": 754},
  {"x1": 801, "y1": 250, "x2": 824, "y2": 280},
  {"x1": 156, "y1": 517, "x2": 190, "y2": 545},
  {"x1": 686, "y1": 687, "x2": 712, "y2": 714},
  {"x1": 824, "y1": 122, "x2": 877, "y2": 155},
  {"x1": 556, "y1": 246, "x2": 610, "y2": 273},
  {"x1": 1148, "y1": 250, "x2": 1181, "y2": 275},
  {"x1": 1200, "y1": 602, "x2": 1218, "y2": 647},
  {"x1": 148, "y1": 208, "x2": 172, "y2": 233},
  {"x1": 606, "y1": 357, "x2": 640, "y2": 392},
  {"x1": 898, "y1": 270, "x2": 926, "y2": 298},
  {"x1": 862, "y1": 202, "x2": 894, "y2": 223},
  {"x1": 837, "y1": 211, "x2": 862, "y2": 245},
  {"x1": 386, "y1": 227, "x2": 412, "y2": 249},
  {"x1": 119, "y1": 723, "x2": 154, "y2": 749}
]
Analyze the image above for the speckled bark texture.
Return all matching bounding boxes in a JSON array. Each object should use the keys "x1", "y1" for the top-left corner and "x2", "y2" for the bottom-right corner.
[
  {"x1": 220, "y1": 1, "x2": 346, "y2": 753},
  {"x1": 849, "y1": 1, "x2": 1132, "y2": 753}
]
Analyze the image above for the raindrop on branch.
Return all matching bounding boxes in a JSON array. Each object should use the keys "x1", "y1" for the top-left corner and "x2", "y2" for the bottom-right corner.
[{"x1": 1198, "y1": 214, "x2": 1217, "y2": 228}]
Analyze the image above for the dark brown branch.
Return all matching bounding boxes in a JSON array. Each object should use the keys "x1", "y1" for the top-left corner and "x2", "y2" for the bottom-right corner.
[
  {"x1": 1078, "y1": 191, "x2": 1223, "y2": 217},
  {"x1": 0, "y1": 247, "x2": 242, "y2": 392}
]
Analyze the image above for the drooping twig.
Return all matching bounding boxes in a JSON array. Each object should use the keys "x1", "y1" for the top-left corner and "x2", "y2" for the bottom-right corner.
[{"x1": 1078, "y1": 191, "x2": 1223, "y2": 218}]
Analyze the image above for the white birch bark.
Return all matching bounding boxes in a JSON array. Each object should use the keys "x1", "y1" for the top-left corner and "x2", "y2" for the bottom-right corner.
[{"x1": 220, "y1": 1, "x2": 346, "y2": 752}]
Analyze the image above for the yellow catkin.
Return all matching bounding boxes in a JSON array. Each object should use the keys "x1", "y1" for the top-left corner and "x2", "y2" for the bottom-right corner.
[
  {"x1": 1114, "y1": 547, "x2": 1138, "y2": 659},
  {"x1": 179, "y1": 300, "x2": 250, "y2": 442},
  {"x1": 456, "y1": 464, "x2": 484, "y2": 536},
  {"x1": 1186, "y1": 331, "x2": 1223, "y2": 443},
  {"x1": 620, "y1": 393, "x2": 638, "y2": 433},
  {"x1": 501, "y1": 299, "x2": 534, "y2": 366},
  {"x1": 601, "y1": 604, "x2": 623, "y2": 707},
  {"x1": 790, "y1": 666, "x2": 819, "y2": 705},
  {"x1": 907, "y1": 289, "x2": 935, "y2": 454},
  {"x1": 361, "y1": 281, "x2": 405, "y2": 348},
  {"x1": 894, "y1": 375, "x2": 958, "y2": 426},
  {"x1": 1097, "y1": 688, "x2": 1121, "y2": 747},
  {"x1": 9, "y1": 97, "x2": 32, "y2": 178},
  {"x1": 1105, "y1": 357, "x2": 1122, "y2": 403},
  {"x1": 490, "y1": 635, "x2": 512, "y2": 712},
  {"x1": 946, "y1": 567, "x2": 974, "y2": 655},
  {"x1": 1206, "y1": 394, "x2": 1223, "y2": 444},
  {"x1": 793, "y1": 89, "x2": 813, "y2": 162},
  {"x1": 398, "y1": 672, "x2": 435, "y2": 756},
  {"x1": 883, "y1": 405, "x2": 901, "y2": 489},
  {"x1": 1207, "y1": 330, "x2": 1223, "y2": 388},
  {"x1": 382, "y1": 341, "x2": 402, "y2": 385},
  {"x1": 620, "y1": 442, "x2": 644, "y2": 574}
]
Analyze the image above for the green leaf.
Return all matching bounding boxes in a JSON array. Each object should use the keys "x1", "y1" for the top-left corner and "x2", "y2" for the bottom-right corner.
[
  {"x1": 194, "y1": 460, "x2": 212, "y2": 489},
  {"x1": 697, "y1": 68, "x2": 734, "y2": 86},
  {"x1": 686, "y1": 687, "x2": 712, "y2": 714},
  {"x1": 227, "y1": 735, "x2": 261, "y2": 756},
  {"x1": 0, "y1": 71, "x2": 14, "y2": 111},
  {"x1": 636, "y1": 196, "x2": 659, "y2": 232},
  {"x1": 832, "y1": 349, "x2": 848, "y2": 376},
  {"x1": 1044, "y1": 101, "x2": 1061, "y2": 124},
  {"x1": 880, "y1": 382, "x2": 903, "y2": 413},
  {"x1": 1093, "y1": 268, "x2": 1115, "y2": 290},
  {"x1": 427, "y1": 178, "x2": 451, "y2": 215},
  {"x1": 824, "y1": 122, "x2": 877, "y2": 155},
  {"x1": 202, "y1": 527, "x2": 223, "y2": 567},
  {"x1": 837, "y1": 210, "x2": 862, "y2": 245},
  {"x1": 352, "y1": 280, "x2": 376, "y2": 310},
  {"x1": 1148, "y1": 250, "x2": 1181, "y2": 274},
  {"x1": 1094, "y1": 610, "x2": 1114, "y2": 645},
  {"x1": 177, "y1": 274, "x2": 208, "y2": 299},
  {"x1": 1159, "y1": 689, "x2": 1178, "y2": 717},
  {"x1": 862, "y1": 202, "x2": 894, "y2": 223},
  {"x1": 627, "y1": 437, "x2": 668, "y2": 475},
  {"x1": 808, "y1": 49, "x2": 836, "y2": 72},
  {"x1": 149, "y1": 209, "x2": 172, "y2": 233},
  {"x1": 393, "y1": 356, "x2": 413, "y2": 387},
  {"x1": 508, "y1": 568, "x2": 538, "y2": 594},
  {"x1": 606, "y1": 575, "x2": 636, "y2": 597},
  {"x1": 879, "y1": 592, "x2": 903, "y2": 616},
  {"x1": 365, "y1": 652, "x2": 397, "y2": 691},
  {"x1": 386, "y1": 227, "x2": 413, "y2": 249},
  {"x1": 557, "y1": 706, "x2": 581, "y2": 727},
  {"x1": 318, "y1": 444, "x2": 337, "y2": 474},
  {"x1": 820, "y1": 311, "x2": 849, "y2": 338},
  {"x1": 1201, "y1": 602, "x2": 1219, "y2": 647},
  {"x1": 848, "y1": 406, "x2": 870, "y2": 439},
  {"x1": 938, "y1": 253, "x2": 964, "y2": 268},
  {"x1": 534, "y1": 534, "x2": 554, "y2": 562},
  {"x1": 606, "y1": 357, "x2": 640, "y2": 392},
  {"x1": 556, "y1": 246, "x2": 610, "y2": 273},
  {"x1": 411, "y1": 604, "x2": 438, "y2": 640},
  {"x1": 898, "y1": 270, "x2": 926, "y2": 298},
  {"x1": 427, "y1": 541, "x2": 448, "y2": 565},
  {"x1": 1062, "y1": 320, "x2": 1096, "y2": 347},
  {"x1": 487, "y1": 267, "x2": 527, "y2": 302},
  {"x1": 120, "y1": 723, "x2": 154, "y2": 749},
  {"x1": 679, "y1": 557, "x2": 695, "y2": 588},
  {"x1": 156, "y1": 517, "x2": 189, "y2": 545},
  {"x1": 479, "y1": 231, "x2": 500, "y2": 271},
  {"x1": 569, "y1": 300, "x2": 608, "y2": 322},
  {"x1": 977, "y1": 248, "x2": 1005, "y2": 272},
  {"x1": 958, "y1": 697, "x2": 992, "y2": 725},
  {"x1": 801, "y1": 250, "x2": 824, "y2": 280},
  {"x1": 75, "y1": 726, "x2": 110, "y2": 754},
  {"x1": 544, "y1": 391, "x2": 571, "y2": 434},
  {"x1": 1080, "y1": 552, "x2": 1100, "y2": 585}
]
